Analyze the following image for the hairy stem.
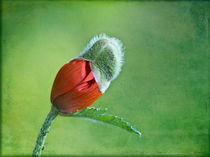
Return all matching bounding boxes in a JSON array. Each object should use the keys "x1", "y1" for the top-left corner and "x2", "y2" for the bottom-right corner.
[{"x1": 32, "y1": 106, "x2": 58, "y2": 157}]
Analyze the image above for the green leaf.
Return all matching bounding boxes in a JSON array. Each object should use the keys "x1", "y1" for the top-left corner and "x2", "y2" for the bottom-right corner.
[{"x1": 61, "y1": 107, "x2": 141, "y2": 136}]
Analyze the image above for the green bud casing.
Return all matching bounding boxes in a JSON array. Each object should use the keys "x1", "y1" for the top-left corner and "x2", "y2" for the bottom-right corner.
[{"x1": 77, "y1": 34, "x2": 124, "y2": 93}]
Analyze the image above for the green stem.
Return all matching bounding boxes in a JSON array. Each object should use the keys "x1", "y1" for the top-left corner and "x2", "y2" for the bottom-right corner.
[{"x1": 32, "y1": 106, "x2": 58, "y2": 157}]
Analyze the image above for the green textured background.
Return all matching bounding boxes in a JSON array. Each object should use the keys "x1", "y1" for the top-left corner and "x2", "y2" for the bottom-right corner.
[{"x1": 1, "y1": 0, "x2": 210, "y2": 156}]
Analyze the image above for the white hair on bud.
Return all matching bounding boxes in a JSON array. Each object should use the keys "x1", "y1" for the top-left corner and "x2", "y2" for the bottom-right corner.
[{"x1": 80, "y1": 33, "x2": 125, "y2": 81}]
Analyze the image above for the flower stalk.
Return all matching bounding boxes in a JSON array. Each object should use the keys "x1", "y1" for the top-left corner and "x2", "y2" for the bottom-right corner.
[{"x1": 32, "y1": 106, "x2": 58, "y2": 157}]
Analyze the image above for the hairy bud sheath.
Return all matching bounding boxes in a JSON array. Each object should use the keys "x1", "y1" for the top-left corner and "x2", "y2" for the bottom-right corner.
[{"x1": 51, "y1": 34, "x2": 124, "y2": 113}]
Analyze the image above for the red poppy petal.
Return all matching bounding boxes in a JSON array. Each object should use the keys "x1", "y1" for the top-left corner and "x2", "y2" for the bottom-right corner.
[
  {"x1": 51, "y1": 59, "x2": 90, "y2": 103},
  {"x1": 53, "y1": 74, "x2": 102, "y2": 113}
]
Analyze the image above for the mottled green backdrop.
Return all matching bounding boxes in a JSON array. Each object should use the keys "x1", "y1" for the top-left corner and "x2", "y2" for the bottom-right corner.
[{"x1": 2, "y1": 0, "x2": 210, "y2": 156}]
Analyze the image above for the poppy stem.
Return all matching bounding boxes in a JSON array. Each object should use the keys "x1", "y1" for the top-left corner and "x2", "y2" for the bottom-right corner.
[{"x1": 32, "y1": 106, "x2": 58, "y2": 157}]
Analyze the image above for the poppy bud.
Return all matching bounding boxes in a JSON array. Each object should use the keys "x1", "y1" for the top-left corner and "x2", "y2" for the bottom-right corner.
[{"x1": 51, "y1": 34, "x2": 124, "y2": 113}]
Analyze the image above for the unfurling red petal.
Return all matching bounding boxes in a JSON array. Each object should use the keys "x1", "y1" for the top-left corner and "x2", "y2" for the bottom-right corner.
[
  {"x1": 51, "y1": 59, "x2": 102, "y2": 113},
  {"x1": 53, "y1": 71, "x2": 102, "y2": 113},
  {"x1": 51, "y1": 59, "x2": 90, "y2": 103}
]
